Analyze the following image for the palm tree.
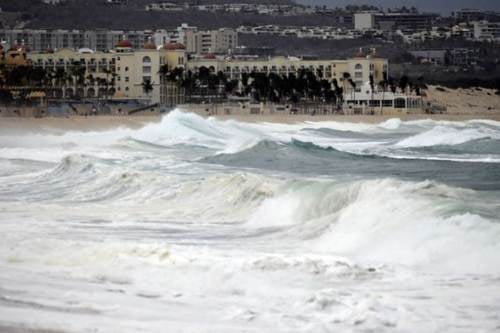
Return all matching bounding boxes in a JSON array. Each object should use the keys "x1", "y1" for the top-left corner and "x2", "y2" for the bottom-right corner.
[
  {"x1": 341, "y1": 72, "x2": 351, "y2": 102},
  {"x1": 369, "y1": 74, "x2": 375, "y2": 113},
  {"x1": 241, "y1": 72, "x2": 250, "y2": 96},
  {"x1": 332, "y1": 78, "x2": 343, "y2": 109},
  {"x1": 142, "y1": 79, "x2": 154, "y2": 103},
  {"x1": 380, "y1": 71, "x2": 388, "y2": 114},
  {"x1": 399, "y1": 75, "x2": 409, "y2": 95},
  {"x1": 415, "y1": 76, "x2": 426, "y2": 96},
  {"x1": 182, "y1": 70, "x2": 194, "y2": 102},
  {"x1": 348, "y1": 78, "x2": 356, "y2": 101},
  {"x1": 158, "y1": 64, "x2": 169, "y2": 81}
]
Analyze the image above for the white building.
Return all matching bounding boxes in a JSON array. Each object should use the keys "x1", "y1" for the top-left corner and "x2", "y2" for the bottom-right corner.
[
  {"x1": 473, "y1": 21, "x2": 500, "y2": 42},
  {"x1": 178, "y1": 26, "x2": 238, "y2": 55},
  {"x1": 145, "y1": 2, "x2": 185, "y2": 11},
  {"x1": 354, "y1": 12, "x2": 377, "y2": 31}
]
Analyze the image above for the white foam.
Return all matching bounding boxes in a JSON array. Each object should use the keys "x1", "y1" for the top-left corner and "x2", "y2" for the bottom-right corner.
[{"x1": 394, "y1": 125, "x2": 500, "y2": 148}]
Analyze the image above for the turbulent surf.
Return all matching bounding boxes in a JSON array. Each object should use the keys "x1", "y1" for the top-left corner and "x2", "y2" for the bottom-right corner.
[{"x1": 0, "y1": 111, "x2": 499, "y2": 332}]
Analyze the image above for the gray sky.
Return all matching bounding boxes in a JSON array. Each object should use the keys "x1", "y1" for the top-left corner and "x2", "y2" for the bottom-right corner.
[{"x1": 295, "y1": 0, "x2": 500, "y2": 14}]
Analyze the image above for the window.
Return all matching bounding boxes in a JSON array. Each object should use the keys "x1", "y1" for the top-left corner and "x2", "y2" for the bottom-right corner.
[
  {"x1": 125, "y1": 66, "x2": 129, "y2": 72},
  {"x1": 355, "y1": 64, "x2": 362, "y2": 70},
  {"x1": 125, "y1": 77, "x2": 129, "y2": 82},
  {"x1": 394, "y1": 98, "x2": 406, "y2": 108},
  {"x1": 142, "y1": 56, "x2": 151, "y2": 63},
  {"x1": 142, "y1": 66, "x2": 151, "y2": 73},
  {"x1": 125, "y1": 87, "x2": 129, "y2": 91}
]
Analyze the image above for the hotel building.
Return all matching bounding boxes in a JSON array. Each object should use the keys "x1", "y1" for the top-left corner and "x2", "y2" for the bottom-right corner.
[
  {"x1": 187, "y1": 52, "x2": 388, "y2": 92},
  {"x1": 9, "y1": 39, "x2": 392, "y2": 108},
  {"x1": 26, "y1": 40, "x2": 186, "y2": 105}
]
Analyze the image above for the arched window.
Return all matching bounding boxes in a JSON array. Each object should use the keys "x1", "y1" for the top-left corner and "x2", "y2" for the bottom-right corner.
[
  {"x1": 142, "y1": 56, "x2": 151, "y2": 63},
  {"x1": 355, "y1": 64, "x2": 363, "y2": 70}
]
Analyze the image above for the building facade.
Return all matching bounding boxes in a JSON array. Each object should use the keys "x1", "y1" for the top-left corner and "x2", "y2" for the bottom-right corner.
[
  {"x1": 355, "y1": 12, "x2": 439, "y2": 32},
  {"x1": 0, "y1": 29, "x2": 154, "y2": 52},
  {"x1": 473, "y1": 21, "x2": 500, "y2": 42},
  {"x1": 26, "y1": 40, "x2": 186, "y2": 105},
  {"x1": 179, "y1": 27, "x2": 238, "y2": 55},
  {"x1": 0, "y1": 26, "x2": 238, "y2": 55},
  {"x1": 186, "y1": 53, "x2": 388, "y2": 93},
  {"x1": 454, "y1": 9, "x2": 500, "y2": 23},
  {"x1": 12, "y1": 39, "x2": 389, "y2": 107}
]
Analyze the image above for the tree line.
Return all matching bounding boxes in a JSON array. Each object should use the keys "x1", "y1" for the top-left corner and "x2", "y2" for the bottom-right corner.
[
  {"x1": 0, "y1": 62, "x2": 116, "y2": 104},
  {"x1": 160, "y1": 64, "x2": 426, "y2": 104},
  {"x1": 0, "y1": 61, "x2": 426, "y2": 105}
]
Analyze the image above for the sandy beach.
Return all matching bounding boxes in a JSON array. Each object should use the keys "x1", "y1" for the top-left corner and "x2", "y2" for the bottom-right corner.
[{"x1": 0, "y1": 86, "x2": 499, "y2": 131}]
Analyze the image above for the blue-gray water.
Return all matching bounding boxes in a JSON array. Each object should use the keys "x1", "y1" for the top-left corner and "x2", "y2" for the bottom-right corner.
[{"x1": 0, "y1": 111, "x2": 499, "y2": 332}]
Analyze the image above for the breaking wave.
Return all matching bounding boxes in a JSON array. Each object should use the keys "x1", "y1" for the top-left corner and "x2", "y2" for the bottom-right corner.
[
  {"x1": 394, "y1": 125, "x2": 500, "y2": 148},
  {"x1": 245, "y1": 177, "x2": 500, "y2": 274}
]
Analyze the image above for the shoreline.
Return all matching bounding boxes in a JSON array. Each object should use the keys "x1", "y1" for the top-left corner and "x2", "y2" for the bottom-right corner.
[
  {"x1": 206, "y1": 112, "x2": 500, "y2": 123},
  {"x1": 1, "y1": 112, "x2": 500, "y2": 132}
]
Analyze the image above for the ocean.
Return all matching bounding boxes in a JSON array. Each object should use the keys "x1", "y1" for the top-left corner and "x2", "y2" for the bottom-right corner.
[{"x1": 0, "y1": 111, "x2": 499, "y2": 332}]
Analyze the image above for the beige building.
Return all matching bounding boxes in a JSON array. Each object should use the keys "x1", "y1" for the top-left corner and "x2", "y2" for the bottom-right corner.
[
  {"x1": 27, "y1": 39, "x2": 187, "y2": 105},
  {"x1": 187, "y1": 52, "x2": 388, "y2": 93},
  {"x1": 181, "y1": 28, "x2": 237, "y2": 55},
  {"x1": 25, "y1": 40, "x2": 389, "y2": 107}
]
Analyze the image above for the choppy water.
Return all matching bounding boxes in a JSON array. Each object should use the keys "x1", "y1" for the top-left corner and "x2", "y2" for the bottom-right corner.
[{"x1": 1, "y1": 111, "x2": 500, "y2": 332}]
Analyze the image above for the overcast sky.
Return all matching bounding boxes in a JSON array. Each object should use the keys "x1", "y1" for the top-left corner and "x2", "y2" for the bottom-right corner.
[{"x1": 295, "y1": 0, "x2": 500, "y2": 15}]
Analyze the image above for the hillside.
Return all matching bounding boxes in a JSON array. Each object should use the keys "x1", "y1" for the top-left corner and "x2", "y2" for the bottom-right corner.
[{"x1": 0, "y1": 0, "x2": 329, "y2": 30}]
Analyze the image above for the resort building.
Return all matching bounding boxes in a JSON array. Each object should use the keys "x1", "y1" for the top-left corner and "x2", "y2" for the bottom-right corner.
[
  {"x1": 186, "y1": 51, "x2": 388, "y2": 93},
  {"x1": 26, "y1": 40, "x2": 187, "y2": 105},
  {"x1": 3, "y1": 40, "x2": 407, "y2": 112},
  {"x1": 343, "y1": 81, "x2": 424, "y2": 115}
]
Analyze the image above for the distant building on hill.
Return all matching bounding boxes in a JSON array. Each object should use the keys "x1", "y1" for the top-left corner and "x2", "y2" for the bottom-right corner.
[
  {"x1": 473, "y1": 21, "x2": 500, "y2": 42},
  {"x1": 105, "y1": 0, "x2": 128, "y2": 5},
  {"x1": 0, "y1": 29, "x2": 152, "y2": 52},
  {"x1": 145, "y1": 2, "x2": 186, "y2": 12},
  {"x1": 355, "y1": 11, "x2": 439, "y2": 32},
  {"x1": 41, "y1": 0, "x2": 65, "y2": 4},
  {"x1": 234, "y1": 46, "x2": 275, "y2": 57},
  {"x1": 454, "y1": 9, "x2": 500, "y2": 23},
  {"x1": 409, "y1": 48, "x2": 479, "y2": 66},
  {"x1": 0, "y1": 26, "x2": 238, "y2": 55}
]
